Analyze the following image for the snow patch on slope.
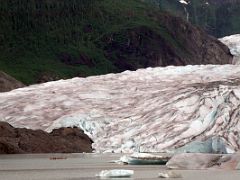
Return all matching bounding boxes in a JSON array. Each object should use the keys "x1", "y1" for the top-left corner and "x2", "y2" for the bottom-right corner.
[
  {"x1": 179, "y1": 0, "x2": 188, "y2": 5},
  {"x1": 220, "y1": 34, "x2": 240, "y2": 64}
]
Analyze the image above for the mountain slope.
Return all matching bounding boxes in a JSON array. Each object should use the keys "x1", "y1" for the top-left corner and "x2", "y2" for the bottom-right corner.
[
  {"x1": 0, "y1": 0, "x2": 232, "y2": 84},
  {"x1": 0, "y1": 71, "x2": 25, "y2": 92},
  {"x1": 149, "y1": 0, "x2": 240, "y2": 37}
]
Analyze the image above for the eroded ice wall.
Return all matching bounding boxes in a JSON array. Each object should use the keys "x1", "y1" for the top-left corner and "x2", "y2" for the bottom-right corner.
[{"x1": 1, "y1": 65, "x2": 240, "y2": 153}]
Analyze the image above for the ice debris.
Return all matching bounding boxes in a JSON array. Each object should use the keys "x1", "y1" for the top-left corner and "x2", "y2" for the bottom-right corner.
[
  {"x1": 96, "y1": 169, "x2": 134, "y2": 178},
  {"x1": 116, "y1": 153, "x2": 171, "y2": 165},
  {"x1": 158, "y1": 171, "x2": 182, "y2": 178}
]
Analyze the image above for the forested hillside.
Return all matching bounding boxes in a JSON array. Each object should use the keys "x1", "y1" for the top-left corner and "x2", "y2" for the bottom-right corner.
[{"x1": 0, "y1": 0, "x2": 232, "y2": 84}]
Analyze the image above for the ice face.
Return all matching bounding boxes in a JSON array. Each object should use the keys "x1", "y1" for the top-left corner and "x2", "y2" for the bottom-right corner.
[{"x1": 1, "y1": 65, "x2": 240, "y2": 153}]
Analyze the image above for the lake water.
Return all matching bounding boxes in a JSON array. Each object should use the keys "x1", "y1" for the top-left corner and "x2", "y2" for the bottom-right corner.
[{"x1": 0, "y1": 153, "x2": 239, "y2": 180}]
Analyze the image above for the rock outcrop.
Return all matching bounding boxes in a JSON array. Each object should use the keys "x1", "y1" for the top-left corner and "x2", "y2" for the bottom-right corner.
[
  {"x1": 150, "y1": 0, "x2": 240, "y2": 37},
  {"x1": 1, "y1": 65, "x2": 240, "y2": 153},
  {"x1": 0, "y1": 121, "x2": 93, "y2": 154},
  {"x1": 0, "y1": 71, "x2": 25, "y2": 92},
  {"x1": 101, "y1": 18, "x2": 233, "y2": 71}
]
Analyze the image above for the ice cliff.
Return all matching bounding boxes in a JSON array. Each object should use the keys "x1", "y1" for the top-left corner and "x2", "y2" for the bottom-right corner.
[{"x1": 1, "y1": 65, "x2": 240, "y2": 153}]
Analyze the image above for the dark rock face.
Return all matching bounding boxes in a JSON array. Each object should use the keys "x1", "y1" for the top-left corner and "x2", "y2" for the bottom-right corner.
[
  {"x1": 0, "y1": 122, "x2": 93, "y2": 154},
  {"x1": 149, "y1": 0, "x2": 240, "y2": 37},
  {"x1": 101, "y1": 18, "x2": 232, "y2": 72},
  {"x1": 158, "y1": 14, "x2": 233, "y2": 65},
  {"x1": 0, "y1": 71, "x2": 25, "y2": 92},
  {"x1": 36, "y1": 72, "x2": 60, "y2": 83},
  {"x1": 58, "y1": 52, "x2": 95, "y2": 67}
]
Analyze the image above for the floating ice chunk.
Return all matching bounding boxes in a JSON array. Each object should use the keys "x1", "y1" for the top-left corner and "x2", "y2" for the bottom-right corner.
[
  {"x1": 119, "y1": 155, "x2": 129, "y2": 164},
  {"x1": 130, "y1": 152, "x2": 167, "y2": 160},
  {"x1": 226, "y1": 147, "x2": 235, "y2": 154},
  {"x1": 96, "y1": 169, "x2": 134, "y2": 178},
  {"x1": 158, "y1": 171, "x2": 182, "y2": 178},
  {"x1": 109, "y1": 155, "x2": 129, "y2": 165},
  {"x1": 117, "y1": 153, "x2": 171, "y2": 165}
]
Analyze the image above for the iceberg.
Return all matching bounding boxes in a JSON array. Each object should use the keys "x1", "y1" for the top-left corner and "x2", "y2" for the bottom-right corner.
[
  {"x1": 166, "y1": 152, "x2": 240, "y2": 170},
  {"x1": 117, "y1": 153, "x2": 171, "y2": 165},
  {"x1": 158, "y1": 171, "x2": 182, "y2": 178},
  {"x1": 96, "y1": 169, "x2": 134, "y2": 178}
]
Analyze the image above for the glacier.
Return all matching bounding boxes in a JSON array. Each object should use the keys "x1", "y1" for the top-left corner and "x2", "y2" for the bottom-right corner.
[{"x1": 1, "y1": 65, "x2": 240, "y2": 153}]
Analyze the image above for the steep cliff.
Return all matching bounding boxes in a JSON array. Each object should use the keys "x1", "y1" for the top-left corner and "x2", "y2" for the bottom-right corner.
[{"x1": 149, "y1": 0, "x2": 240, "y2": 37}]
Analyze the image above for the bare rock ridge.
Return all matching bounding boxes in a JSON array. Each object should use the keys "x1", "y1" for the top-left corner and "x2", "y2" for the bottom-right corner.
[
  {"x1": 0, "y1": 121, "x2": 93, "y2": 154},
  {"x1": 1, "y1": 65, "x2": 240, "y2": 153},
  {"x1": 102, "y1": 17, "x2": 233, "y2": 72},
  {"x1": 151, "y1": 0, "x2": 240, "y2": 37},
  {"x1": 0, "y1": 71, "x2": 25, "y2": 92}
]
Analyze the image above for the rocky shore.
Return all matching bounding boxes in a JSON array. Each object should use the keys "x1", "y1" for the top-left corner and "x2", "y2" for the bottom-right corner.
[{"x1": 0, "y1": 121, "x2": 93, "y2": 154}]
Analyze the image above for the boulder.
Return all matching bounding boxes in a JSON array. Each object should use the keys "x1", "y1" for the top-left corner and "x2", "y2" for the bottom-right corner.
[
  {"x1": 166, "y1": 153, "x2": 240, "y2": 170},
  {"x1": 166, "y1": 153, "x2": 222, "y2": 169}
]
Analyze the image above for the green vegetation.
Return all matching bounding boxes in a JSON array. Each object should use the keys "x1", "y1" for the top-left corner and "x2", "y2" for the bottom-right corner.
[
  {"x1": 1, "y1": 0, "x2": 232, "y2": 84},
  {"x1": 0, "y1": 0, "x2": 170, "y2": 84}
]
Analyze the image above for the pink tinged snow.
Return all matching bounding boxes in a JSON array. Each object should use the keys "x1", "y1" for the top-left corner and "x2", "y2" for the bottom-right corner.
[
  {"x1": 1, "y1": 65, "x2": 240, "y2": 153},
  {"x1": 220, "y1": 34, "x2": 240, "y2": 65}
]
